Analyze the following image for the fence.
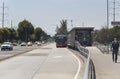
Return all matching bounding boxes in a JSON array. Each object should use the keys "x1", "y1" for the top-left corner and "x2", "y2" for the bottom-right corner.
[{"x1": 93, "y1": 42, "x2": 109, "y2": 54}]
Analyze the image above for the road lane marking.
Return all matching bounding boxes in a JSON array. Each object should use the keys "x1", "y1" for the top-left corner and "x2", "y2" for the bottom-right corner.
[
  {"x1": 53, "y1": 56, "x2": 63, "y2": 58},
  {"x1": 69, "y1": 50, "x2": 81, "y2": 79}
]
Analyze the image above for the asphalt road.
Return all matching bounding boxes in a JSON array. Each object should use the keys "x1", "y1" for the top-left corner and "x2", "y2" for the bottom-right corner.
[
  {"x1": 0, "y1": 45, "x2": 40, "y2": 60},
  {"x1": 0, "y1": 43, "x2": 82, "y2": 79}
]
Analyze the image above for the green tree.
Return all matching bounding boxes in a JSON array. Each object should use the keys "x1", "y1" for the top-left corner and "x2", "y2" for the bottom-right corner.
[
  {"x1": 34, "y1": 27, "x2": 42, "y2": 41},
  {"x1": 109, "y1": 26, "x2": 120, "y2": 41},
  {"x1": 0, "y1": 29, "x2": 4, "y2": 42},
  {"x1": 17, "y1": 20, "x2": 34, "y2": 42},
  {"x1": 7, "y1": 28, "x2": 18, "y2": 42},
  {"x1": 0, "y1": 28, "x2": 18, "y2": 43},
  {"x1": 93, "y1": 26, "x2": 120, "y2": 44},
  {"x1": 30, "y1": 34, "x2": 36, "y2": 42},
  {"x1": 41, "y1": 31, "x2": 48, "y2": 41},
  {"x1": 1, "y1": 28, "x2": 11, "y2": 42},
  {"x1": 55, "y1": 20, "x2": 68, "y2": 35},
  {"x1": 94, "y1": 27, "x2": 108, "y2": 44},
  {"x1": 59, "y1": 20, "x2": 68, "y2": 35},
  {"x1": 55, "y1": 26, "x2": 60, "y2": 35}
]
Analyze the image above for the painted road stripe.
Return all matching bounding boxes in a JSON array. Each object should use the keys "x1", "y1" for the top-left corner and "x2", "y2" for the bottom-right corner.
[{"x1": 69, "y1": 50, "x2": 81, "y2": 79}]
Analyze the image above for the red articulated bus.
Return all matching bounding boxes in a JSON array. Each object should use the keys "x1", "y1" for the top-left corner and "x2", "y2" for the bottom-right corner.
[{"x1": 55, "y1": 35, "x2": 67, "y2": 47}]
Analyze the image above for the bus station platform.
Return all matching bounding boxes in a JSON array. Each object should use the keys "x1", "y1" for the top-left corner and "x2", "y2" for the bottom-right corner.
[{"x1": 87, "y1": 46, "x2": 120, "y2": 79}]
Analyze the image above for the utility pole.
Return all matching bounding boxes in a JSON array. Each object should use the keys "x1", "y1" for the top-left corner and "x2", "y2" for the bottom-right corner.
[
  {"x1": 1, "y1": 2, "x2": 8, "y2": 28},
  {"x1": 71, "y1": 20, "x2": 73, "y2": 29},
  {"x1": 2, "y1": 2, "x2": 5, "y2": 28},
  {"x1": 112, "y1": 0, "x2": 120, "y2": 21},
  {"x1": 11, "y1": 20, "x2": 13, "y2": 28},
  {"x1": 113, "y1": 0, "x2": 116, "y2": 21},
  {"x1": 107, "y1": 0, "x2": 109, "y2": 54},
  {"x1": 107, "y1": 0, "x2": 109, "y2": 29}
]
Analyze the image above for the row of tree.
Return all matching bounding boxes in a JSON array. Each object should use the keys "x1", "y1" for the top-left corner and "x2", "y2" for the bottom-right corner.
[
  {"x1": 0, "y1": 20, "x2": 48, "y2": 43},
  {"x1": 0, "y1": 28, "x2": 18, "y2": 43},
  {"x1": 93, "y1": 26, "x2": 120, "y2": 44}
]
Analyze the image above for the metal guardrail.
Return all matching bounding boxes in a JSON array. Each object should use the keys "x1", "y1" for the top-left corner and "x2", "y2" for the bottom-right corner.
[
  {"x1": 94, "y1": 42, "x2": 120, "y2": 55},
  {"x1": 93, "y1": 42, "x2": 109, "y2": 54},
  {"x1": 75, "y1": 41, "x2": 95, "y2": 79}
]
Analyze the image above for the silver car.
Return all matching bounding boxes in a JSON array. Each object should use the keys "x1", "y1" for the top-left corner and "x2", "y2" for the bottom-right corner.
[
  {"x1": 20, "y1": 42, "x2": 26, "y2": 46},
  {"x1": 1, "y1": 42, "x2": 13, "y2": 51}
]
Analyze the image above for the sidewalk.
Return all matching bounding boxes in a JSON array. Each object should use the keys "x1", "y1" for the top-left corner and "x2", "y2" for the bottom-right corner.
[{"x1": 87, "y1": 46, "x2": 120, "y2": 79}]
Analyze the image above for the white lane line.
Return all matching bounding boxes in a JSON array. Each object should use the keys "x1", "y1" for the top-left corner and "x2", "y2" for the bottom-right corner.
[
  {"x1": 69, "y1": 51, "x2": 81, "y2": 79},
  {"x1": 53, "y1": 56, "x2": 63, "y2": 58}
]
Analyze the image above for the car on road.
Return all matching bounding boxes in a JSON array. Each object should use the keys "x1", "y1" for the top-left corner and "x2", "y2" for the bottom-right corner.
[
  {"x1": 42, "y1": 41, "x2": 46, "y2": 44},
  {"x1": 20, "y1": 42, "x2": 26, "y2": 46},
  {"x1": 1, "y1": 42, "x2": 13, "y2": 51},
  {"x1": 12, "y1": 42, "x2": 18, "y2": 46},
  {"x1": 36, "y1": 42, "x2": 41, "y2": 46},
  {"x1": 27, "y1": 42, "x2": 33, "y2": 46}
]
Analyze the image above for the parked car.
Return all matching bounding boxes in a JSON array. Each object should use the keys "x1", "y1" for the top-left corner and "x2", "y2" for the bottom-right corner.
[
  {"x1": 20, "y1": 42, "x2": 26, "y2": 46},
  {"x1": 1, "y1": 42, "x2": 13, "y2": 51}
]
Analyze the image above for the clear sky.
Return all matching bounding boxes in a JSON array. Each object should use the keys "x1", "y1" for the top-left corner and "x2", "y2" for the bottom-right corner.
[{"x1": 0, "y1": 0, "x2": 120, "y2": 36}]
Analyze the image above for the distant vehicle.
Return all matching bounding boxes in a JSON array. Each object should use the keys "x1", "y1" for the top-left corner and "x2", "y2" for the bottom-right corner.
[
  {"x1": 20, "y1": 42, "x2": 26, "y2": 46},
  {"x1": 1, "y1": 42, "x2": 13, "y2": 51},
  {"x1": 55, "y1": 35, "x2": 67, "y2": 47},
  {"x1": 12, "y1": 42, "x2": 18, "y2": 46},
  {"x1": 27, "y1": 42, "x2": 33, "y2": 46},
  {"x1": 35, "y1": 41, "x2": 38, "y2": 44},
  {"x1": 37, "y1": 42, "x2": 41, "y2": 46},
  {"x1": 42, "y1": 41, "x2": 46, "y2": 44}
]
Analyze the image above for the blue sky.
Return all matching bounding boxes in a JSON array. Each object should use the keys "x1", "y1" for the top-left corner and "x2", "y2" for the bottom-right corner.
[{"x1": 0, "y1": 0, "x2": 120, "y2": 36}]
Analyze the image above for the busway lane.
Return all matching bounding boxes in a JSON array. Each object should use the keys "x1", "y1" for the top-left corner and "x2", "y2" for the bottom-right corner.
[{"x1": 33, "y1": 43, "x2": 82, "y2": 79}]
